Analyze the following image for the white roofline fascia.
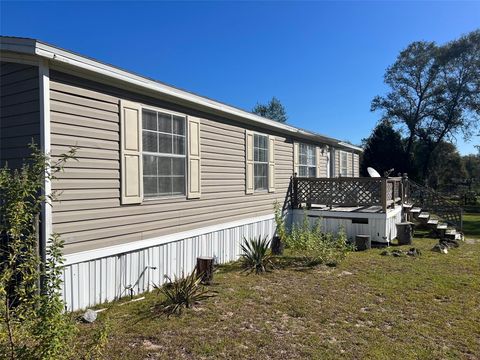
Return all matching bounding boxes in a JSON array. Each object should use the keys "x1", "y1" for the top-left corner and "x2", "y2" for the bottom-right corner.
[
  {"x1": 338, "y1": 142, "x2": 363, "y2": 152},
  {"x1": 0, "y1": 36, "x2": 362, "y2": 152}
]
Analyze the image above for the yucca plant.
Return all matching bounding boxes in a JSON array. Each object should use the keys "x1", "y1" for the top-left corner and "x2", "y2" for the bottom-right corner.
[
  {"x1": 154, "y1": 269, "x2": 215, "y2": 316},
  {"x1": 240, "y1": 236, "x2": 274, "y2": 274}
]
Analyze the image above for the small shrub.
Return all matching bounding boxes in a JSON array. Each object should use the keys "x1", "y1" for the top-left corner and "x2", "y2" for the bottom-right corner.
[
  {"x1": 154, "y1": 270, "x2": 215, "y2": 316},
  {"x1": 82, "y1": 312, "x2": 111, "y2": 360},
  {"x1": 0, "y1": 144, "x2": 80, "y2": 360},
  {"x1": 274, "y1": 205, "x2": 353, "y2": 266},
  {"x1": 273, "y1": 201, "x2": 288, "y2": 243},
  {"x1": 240, "y1": 236, "x2": 274, "y2": 274}
]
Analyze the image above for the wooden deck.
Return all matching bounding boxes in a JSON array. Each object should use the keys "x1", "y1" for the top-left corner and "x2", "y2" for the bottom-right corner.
[{"x1": 310, "y1": 204, "x2": 388, "y2": 213}]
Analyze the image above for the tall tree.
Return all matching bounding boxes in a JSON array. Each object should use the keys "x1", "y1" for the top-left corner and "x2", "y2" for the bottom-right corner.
[
  {"x1": 463, "y1": 153, "x2": 480, "y2": 181},
  {"x1": 414, "y1": 141, "x2": 467, "y2": 190},
  {"x1": 372, "y1": 29, "x2": 480, "y2": 179},
  {"x1": 360, "y1": 121, "x2": 406, "y2": 176},
  {"x1": 371, "y1": 41, "x2": 441, "y2": 171},
  {"x1": 252, "y1": 97, "x2": 288, "y2": 123},
  {"x1": 417, "y1": 30, "x2": 480, "y2": 177}
]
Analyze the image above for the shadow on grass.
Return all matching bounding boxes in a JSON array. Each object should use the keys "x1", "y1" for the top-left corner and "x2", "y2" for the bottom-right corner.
[{"x1": 215, "y1": 255, "x2": 333, "y2": 275}]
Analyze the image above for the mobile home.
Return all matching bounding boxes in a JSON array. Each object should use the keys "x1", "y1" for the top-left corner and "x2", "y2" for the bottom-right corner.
[{"x1": 1, "y1": 37, "x2": 363, "y2": 310}]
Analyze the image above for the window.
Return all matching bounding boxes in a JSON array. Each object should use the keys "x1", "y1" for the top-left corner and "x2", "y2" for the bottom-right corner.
[
  {"x1": 299, "y1": 143, "x2": 316, "y2": 177},
  {"x1": 142, "y1": 109, "x2": 186, "y2": 197},
  {"x1": 253, "y1": 134, "x2": 268, "y2": 190},
  {"x1": 340, "y1": 151, "x2": 348, "y2": 177}
]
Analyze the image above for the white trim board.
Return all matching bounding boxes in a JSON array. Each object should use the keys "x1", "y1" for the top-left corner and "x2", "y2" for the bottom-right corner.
[
  {"x1": 39, "y1": 59, "x2": 51, "y2": 260},
  {"x1": 64, "y1": 214, "x2": 275, "y2": 265}
]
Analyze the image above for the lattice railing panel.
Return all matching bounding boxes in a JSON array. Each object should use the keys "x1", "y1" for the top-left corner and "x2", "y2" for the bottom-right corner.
[{"x1": 295, "y1": 178, "x2": 383, "y2": 207}]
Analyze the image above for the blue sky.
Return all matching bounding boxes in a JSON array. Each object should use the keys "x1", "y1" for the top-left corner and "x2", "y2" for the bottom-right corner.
[{"x1": 1, "y1": 1, "x2": 479, "y2": 154}]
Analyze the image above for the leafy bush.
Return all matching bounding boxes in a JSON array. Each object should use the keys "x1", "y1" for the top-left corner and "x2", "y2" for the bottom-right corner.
[
  {"x1": 274, "y1": 204, "x2": 353, "y2": 266},
  {"x1": 240, "y1": 236, "x2": 274, "y2": 274},
  {"x1": 0, "y1": 144, "x2": 110, "y2": 359},
  {"x1": 0, "y1": 145, "x2": 78, "y2": 360},
  {"x1": 154, "y1": 270, "x2": 215, "y2": 316}
]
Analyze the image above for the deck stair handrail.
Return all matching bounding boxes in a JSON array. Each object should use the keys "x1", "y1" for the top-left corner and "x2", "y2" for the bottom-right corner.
[
  {"x1": 407, "y1": 179, "x2": 463, "y2": 231},
  {"x1": 292, "y1": 175, "x2": 404, "y2": 212}
]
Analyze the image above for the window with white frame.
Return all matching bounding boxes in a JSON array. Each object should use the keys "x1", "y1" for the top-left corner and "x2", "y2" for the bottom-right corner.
[
  {"x1": 253, "y1": 133, "x2": 268, "y2": 190},
  {"x1": 299, "y1": 143, "x2": 316, "y2": 177},
  {"x1": 340, "y1": 150, "x2": 348, "y2": 177},
  {"x1": 142, "y1": 109, "x2": 186, "y2": 197}
]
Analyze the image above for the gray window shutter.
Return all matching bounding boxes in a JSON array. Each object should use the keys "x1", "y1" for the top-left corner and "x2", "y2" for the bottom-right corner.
[
  {"x1": 120, "y1": 100, "x2": 142, "y2": 204},
  {"x1": 293, "y1": 142, "x2": 299, "y2": 176},
  {"x1": 268, "y1": 135, "x2": 275, "y2": 193},
  {"x1": 187, "y1": 116, "x2": 201, "y2": 199},
  {"x1": 245, "y1": 130, "x2": 254, "y2": 194}
]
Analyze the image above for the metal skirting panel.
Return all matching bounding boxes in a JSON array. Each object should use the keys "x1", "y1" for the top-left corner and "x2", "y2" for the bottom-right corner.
[{"x1": 62, "y1": 216, "x2": 275, "y2": 311}]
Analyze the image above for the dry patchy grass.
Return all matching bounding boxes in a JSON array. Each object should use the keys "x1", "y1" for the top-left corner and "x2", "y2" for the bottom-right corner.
[{"x1": 77, "y1": 234, "x2": 480, "y2": 360}]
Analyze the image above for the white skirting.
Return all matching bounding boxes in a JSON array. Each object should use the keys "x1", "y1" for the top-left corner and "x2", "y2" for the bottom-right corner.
[
  {"x1": 291, "y1": 206, "x2": 403, "y2": 244},
  {"x1": 62, "y1": 215, "x2": 275, "y2": 311}
]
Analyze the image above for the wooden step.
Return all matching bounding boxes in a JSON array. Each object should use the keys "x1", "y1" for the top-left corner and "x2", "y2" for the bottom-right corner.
[
  {"x1": 445, "y1": 229, "x2": 456, "y2": 240},
  {"x1": 409, "y1": 207, "x2": 422, "y2": 213},
  {"x1": 403, "y1": 203, "x2": 414, "y2": 210},
  {"x1": 418, "y1": 213, "x2": 430, "y2": 224},
  {"x1": 436, "y1": 223, "x2": 448, "y2": 237},
  {"x1": 445, "y1": 229, "x2": 464, "y2": 241},
  {"x1": 427, "y1": 219, "x2": 439, "y2": 226}
]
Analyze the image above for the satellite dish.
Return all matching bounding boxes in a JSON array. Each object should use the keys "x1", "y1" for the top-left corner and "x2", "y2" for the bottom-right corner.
[{"x1": 367, "y1": 167, "x2": 381, "y2": 178}]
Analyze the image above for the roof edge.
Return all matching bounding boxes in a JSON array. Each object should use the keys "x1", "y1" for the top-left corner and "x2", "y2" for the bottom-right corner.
[{"x1": 0, "y1": 36, "x2": 362, "y2": 152}]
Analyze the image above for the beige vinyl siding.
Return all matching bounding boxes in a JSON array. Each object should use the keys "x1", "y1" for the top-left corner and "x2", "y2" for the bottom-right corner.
[
  {"x1": 0, "y1": 62, "x2": 40, "y2": 168},
  {"x1": 49, "y1": 71, "x2": 293, "y2": 253}
]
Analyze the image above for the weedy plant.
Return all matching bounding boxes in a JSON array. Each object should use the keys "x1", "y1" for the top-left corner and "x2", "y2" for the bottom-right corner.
[
  {"x1": 82, "y1": 311, "x2": 111, "y2": 360},
  {"x1": 154, "y1": 269, "x2": 216, "y2": 316},
  {"x1": 0, "y1": 144, "x2": 77, "y2": 360},
  {"x1": 274, "y1": 204, "x2": 353, "y2": 266},
  {"x1": 0, "y1": 144, "x2": 111, "y2": 360},
  {"x1": 240, "y1": 236, "x2": 274, "y2": 274}
]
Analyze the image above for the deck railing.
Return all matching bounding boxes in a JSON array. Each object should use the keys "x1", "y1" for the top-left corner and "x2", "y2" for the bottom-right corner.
[
  {"x1": 407, "y1": 179, "x2": 463, "y2": 230},
  {"x1": 292, "y1": 175, "x2": 405, "y2": 213}
]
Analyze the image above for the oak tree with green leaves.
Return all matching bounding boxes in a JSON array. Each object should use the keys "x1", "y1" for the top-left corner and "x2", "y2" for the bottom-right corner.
[{"x1": 372, "y1": 29, "x2": 480, "y2": 179}]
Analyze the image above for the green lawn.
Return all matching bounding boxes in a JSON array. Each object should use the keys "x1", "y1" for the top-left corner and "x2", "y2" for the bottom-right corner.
[
  {"x1": 78, "y1": 215, "x2": 480, "y2": 359},
  {"x1": 463, "y1": 213, "x2": 480, "y2": 239}
]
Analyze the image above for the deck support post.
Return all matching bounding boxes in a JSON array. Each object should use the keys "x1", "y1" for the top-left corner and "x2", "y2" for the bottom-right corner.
[
  {"x1": 402, "y1": 173, "x2": 409, "y2": 204},
  {"x1": 291, "y1": 174, "x2": 298, "y2": 209},
  {"x1": 381, "y1": 178, "x2": 387, "y2": 213}
]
